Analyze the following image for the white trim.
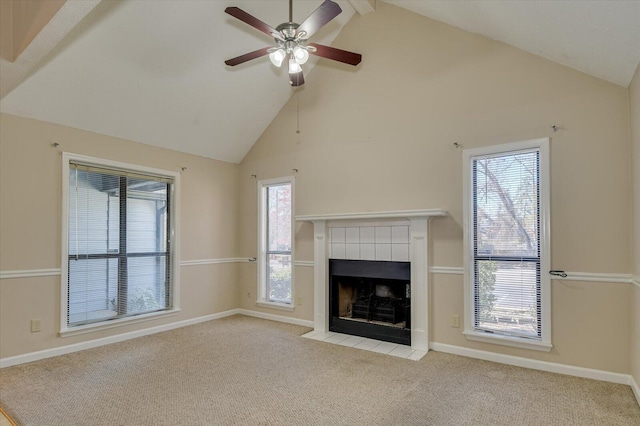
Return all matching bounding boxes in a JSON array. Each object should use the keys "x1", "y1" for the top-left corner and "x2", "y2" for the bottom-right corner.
[
  {"x1": 409, "y1": 217, "x2": 431, "y2": 352},
  {"x1": 60, "y1": 152, "x2": 181, "y2": 334},
  {"x1": 238, "y1": 309, "x2": 314, "y2": 328},
  {"x1": 429, "y1": 266, "x2": 464, "y2": 275},
  {"x1": 296, "y1": 209, "x2": 447, "y2": 222},
  {"x1": 298, "y1": 214, "x2": 442, "y2": 354},
  {"x1": 327, "y1": 219, "x2": 410, "y2": 228},
  {"x1": 429, "y1": 342, "x2": 632, "y2": 386},
  {"x1": 0, "y1": 309, "x2": 240, "y2": 368},
  {"x1": 462, "y1": 138, "x2": 552, "y2": 351},
  {"x1": 2, "y1": 266, "x2": 632, "y2": 284},
  {"x1": 255, "y1": 301, "x2": 295, "y2": 311},
  {"x1": 60, "y1": 309, "x2": 181, "y2": 337},
  {"x1": 180, "y1": 258, "x2": 248, "y2": 266},
  {"x1": 552, "y1": 272, "x2": 632, "y2": 284},
  {"x1": 632, "y1": 375, "x2": 640, "y2": 407},
  {"x1": 257, "y1": 176, "x2": 295, "y2": 307},
  {"x1": 2, "y1": 311, "x2": 637, "y2": 406},
  {"x1": 311, "y1": 220, "x2": 328, "y2": 334},
  {"x1": 462, "y1": 330, "x2": 553, "y2": 352},
  {"x1": 0, "y1": 268, "x2": 61, "y2": 279}
]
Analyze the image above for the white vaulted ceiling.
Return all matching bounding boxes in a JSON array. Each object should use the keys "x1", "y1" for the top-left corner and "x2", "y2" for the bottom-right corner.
[
  {"x1": 1, "y1": 1, "x2": 639, "y2": 163},
  {"x1": 384, "y1": 0, "x2": 640, "y2": 88}
]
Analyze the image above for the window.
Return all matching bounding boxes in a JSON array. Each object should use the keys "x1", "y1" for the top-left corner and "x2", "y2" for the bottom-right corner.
[
  {"x1": 61, "y1": 153, "x2": 179, "y2": 334},
  {"x1": 257, "y1": 177, "x2": 294, "y2": 309},
  {"x1": 463, "y1": 138, "x2": 551, "y2": 351}
]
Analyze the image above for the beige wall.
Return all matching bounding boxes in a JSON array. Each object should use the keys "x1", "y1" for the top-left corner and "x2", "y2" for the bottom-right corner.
[
  {"x1": 0, "y1": 113, "x2": 240, "y2": 359},
  {"x1": 238, "y1": 2, "x2": 633, "y2": 373},
  {"x1": 630, "y1": 64, "x2": 640, "y2": 386}
]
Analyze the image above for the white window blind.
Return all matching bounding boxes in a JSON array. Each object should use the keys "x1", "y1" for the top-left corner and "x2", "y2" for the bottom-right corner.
[
  {"x1": 472, "y1": 149, "x2": 542, "y2": 339},
  {"x1": 67, "y1": 162, "x2": 173, "y2": 327},
  {"x1": 258, "y1": 178, "x2": 293, "y2": 306}
]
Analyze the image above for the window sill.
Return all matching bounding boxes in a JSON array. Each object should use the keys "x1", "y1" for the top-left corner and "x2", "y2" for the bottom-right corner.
[
  {"x1": 256, "y1": 300, "x2": 294, "y2": 312},
  {"x1": 463, "y1": 330, "x2": 552, "y2": 352},
  {"x1": 60, "y1": 309, "x2": 180, "y2": 338}
]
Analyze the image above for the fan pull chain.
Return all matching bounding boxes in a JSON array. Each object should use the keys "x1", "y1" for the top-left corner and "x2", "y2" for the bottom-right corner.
[{"x1": 296, "y1": 90, "x2": 300, "y2": 134}]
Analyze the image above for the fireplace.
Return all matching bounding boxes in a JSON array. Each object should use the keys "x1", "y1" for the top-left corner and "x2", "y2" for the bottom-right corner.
[
  {"x1": 330, "y1": 259, "x2": 411, "y2": 345},
  {"x1": 295, "y1": 209, "x2": 447, "y2": 354}
]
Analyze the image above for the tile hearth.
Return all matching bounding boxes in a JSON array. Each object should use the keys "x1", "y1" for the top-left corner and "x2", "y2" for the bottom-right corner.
[{"x1": 301, "y1": 330, "x2": 427, "y2": 361}]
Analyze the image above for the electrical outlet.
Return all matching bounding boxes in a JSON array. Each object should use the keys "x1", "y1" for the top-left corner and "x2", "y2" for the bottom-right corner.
[
  {"x1": 297, "y1": 296, "x2": 302, "y2": 306},
  {"x1": 31, "y1": 319, "x2": 42, "y2": 333},
  {"x1": 450, "y1": 315, "x2": 460, "y2": 328},
  {"x1": 246, "y1": 291, "x2": 251, "y2": 299}
]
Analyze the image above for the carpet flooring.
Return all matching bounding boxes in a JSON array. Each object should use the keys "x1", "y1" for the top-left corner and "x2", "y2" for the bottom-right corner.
[{"x1": 0, "y1": 315, "x2": 639, "y2": 425}]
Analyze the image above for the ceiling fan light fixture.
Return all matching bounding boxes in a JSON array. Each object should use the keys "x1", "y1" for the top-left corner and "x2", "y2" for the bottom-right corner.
[
  {"x1": 224, "y1": 1, "x2": 361, "y2": 87},
  {"x1": 269, "y1": 49, "x2": 286, "y2": 67},
  {"x1": 293, "y1": 46, "x2": 309, "y2": 65},
  {"x1": 288, "y1": 58, "x2": 302, "y2": 74}
]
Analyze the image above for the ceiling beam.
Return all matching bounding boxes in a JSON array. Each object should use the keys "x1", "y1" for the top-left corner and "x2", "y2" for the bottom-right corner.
[
  {"x1": 0, "y1": 0, "x2": 102, "y2": 99},
  {"x1": 348, "y1": 0, "x2": 375, "y2": 16},
  {"x1": 0, "y1": 0, "x2": 67, "y2": 63}
]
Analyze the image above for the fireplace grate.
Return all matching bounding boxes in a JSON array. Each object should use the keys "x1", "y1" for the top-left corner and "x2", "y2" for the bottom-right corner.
[{"x1": 352, "y1": 296, "x2": 406, "y2": 324}]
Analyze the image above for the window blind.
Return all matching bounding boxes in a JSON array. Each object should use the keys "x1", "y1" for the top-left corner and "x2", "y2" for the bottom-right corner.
[
  {"x1": 67, "y1": 162, "x2": 173, "y2": 327},
  {"x1": 264, "y1": 182, "x2": 292, "y2": 304},
  {"x1": 472, "y1": 149, "x2": 541, "y2": 339}
]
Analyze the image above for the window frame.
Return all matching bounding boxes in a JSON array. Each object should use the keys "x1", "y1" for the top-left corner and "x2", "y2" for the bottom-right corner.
[
  {"x1": 60, "y1": 153, "x2": 181, "y2": 337},
  {"x1": 257, "y1": 176, "x2": 295, "y2": 310},
  {"x1": 462, "y1": 138, "x2": 552, "y2": 352}
]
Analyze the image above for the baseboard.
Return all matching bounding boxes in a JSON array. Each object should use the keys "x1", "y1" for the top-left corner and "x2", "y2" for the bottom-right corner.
[
  {"x1": 632, "y1": 375, "x2": 640, "y2": 407},
  {"x1": 238, "y1": 309, "x2": 314, "y2": 328},
  {"x1": 2, "y1": 310, "x2": 636, "y2": 410},
  {"x1": 429, "y1": 342, "x2": 632, "y2": 386},
  {"x1": 0, "y1": 309, "x2": 240, "y2": 368}
]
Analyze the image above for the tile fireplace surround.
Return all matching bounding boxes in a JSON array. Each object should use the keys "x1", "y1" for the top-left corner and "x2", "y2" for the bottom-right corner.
[{"x1": 296, "y1": 210, "x2": 447, "y2": 357}]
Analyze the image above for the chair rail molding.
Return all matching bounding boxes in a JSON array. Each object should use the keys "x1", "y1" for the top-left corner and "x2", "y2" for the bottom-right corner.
[
  {"x1": 179, "y1": 258, "x2": 249, "y2": 266},
  {"x1": 0, "y1": 268, "x2": 61, "y2": 279}
]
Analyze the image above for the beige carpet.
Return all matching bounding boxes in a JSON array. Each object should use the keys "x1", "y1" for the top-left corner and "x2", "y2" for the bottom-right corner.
[{"x1": 0, "y1": 315, "x2": 638, "y2": 425}]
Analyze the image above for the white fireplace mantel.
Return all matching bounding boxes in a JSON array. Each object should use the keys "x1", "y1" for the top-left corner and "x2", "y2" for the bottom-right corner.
[
  {"x1": 296, "y1": 209, "x2": 447, "y2": 222},
  {"x1": 296, "y1": 209, "x2": 447, "y2": 353}
]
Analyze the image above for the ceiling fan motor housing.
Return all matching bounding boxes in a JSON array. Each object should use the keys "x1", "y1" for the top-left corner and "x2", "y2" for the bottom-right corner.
[
  {"x1": 276, "y1": 22, "x2": 299, "y2": 40},
  {"x1": 224, "y1": 1, "x2": 361, "y2": 87}
]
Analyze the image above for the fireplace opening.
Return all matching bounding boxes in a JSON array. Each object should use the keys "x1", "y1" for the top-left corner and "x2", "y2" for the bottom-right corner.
[{"x1": 329, "y1": 259, "x2": 411, "y2": 345}]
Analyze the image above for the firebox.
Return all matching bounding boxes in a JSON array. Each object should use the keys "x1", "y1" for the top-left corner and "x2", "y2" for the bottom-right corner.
[{"x1": 329, "y1": 259, "x2": 411, "y2": 345}]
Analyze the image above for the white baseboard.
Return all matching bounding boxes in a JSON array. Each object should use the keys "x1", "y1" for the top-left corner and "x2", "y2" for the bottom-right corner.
[
  {"x1": 238, "y1": 309, "x2": 314, "y2": 328},
  {"x1": 0, "y1": 309, "x2": 240, "y2": 368},
  {"x1": 632, "y1": 375, "x2": 640, "y2": 407},
  {"x1": 2, "y1": 310, "x2": 636, "y2": 411},
  {"x1": 429, "y1": 342, "x2": 633, "y2": 386},
  {"x1": 0, "y1": 309, "x2": 311, "y2": 368}
]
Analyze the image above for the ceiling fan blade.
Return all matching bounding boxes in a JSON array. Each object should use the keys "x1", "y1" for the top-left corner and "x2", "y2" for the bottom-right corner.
[
  {"x1": 225, "y1": 47, "x2": 272, "y2": 66},
  {"x1": 296, "y1": 0, "x2": 342, "y2": 39},
  {"x1": 308, "y1": 43, "x2": 362, "y2": 66},
  {"x1": 289, "y1": 69, "x2": 305, "y2": 87},
  {"x1": 225, "y1": 7, "x2": 282, "y2": 40}
]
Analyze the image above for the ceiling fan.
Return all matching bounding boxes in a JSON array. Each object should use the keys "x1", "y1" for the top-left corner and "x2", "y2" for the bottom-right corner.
[{"x1": 224, "y1": 0, "x2": 362, "y2": 87}]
